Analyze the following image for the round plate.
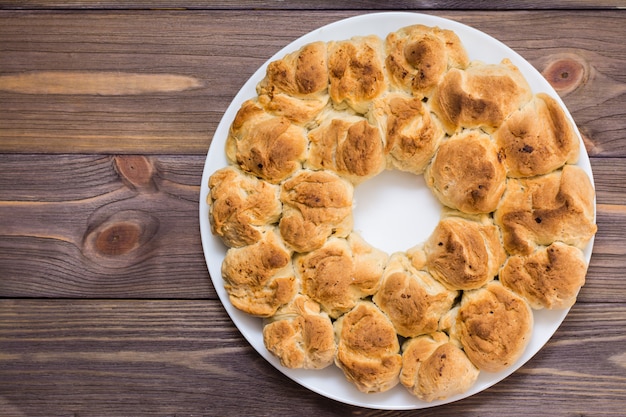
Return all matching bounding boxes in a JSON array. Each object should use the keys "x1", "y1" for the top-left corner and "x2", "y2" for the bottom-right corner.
[{"x1": 199, "y1": 12, "x2": 595, "y2": 410}]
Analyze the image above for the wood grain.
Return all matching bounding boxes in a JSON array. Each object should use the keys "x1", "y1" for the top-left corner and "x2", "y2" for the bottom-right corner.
[
  {"x1": 1, "y1": 5, "x2": 625, "y2": 416},
  {"x1": 1, "y1": 11, "x2": 624, "y2": 154},
  {"x1": 0, "y1": 299, "x2": 624, "y2": 417},
  {"x1": 0, "y1": 154, "x2": 211, "y2": 298},
  {"x1": 1, "y1": 0, "x2": 624, "y2": 10}
]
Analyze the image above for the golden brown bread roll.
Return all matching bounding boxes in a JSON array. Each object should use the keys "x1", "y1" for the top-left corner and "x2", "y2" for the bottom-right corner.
[
  {"x1": 334, "y1": 301, "x2": 402, "y2": 393},
  {"x1": 430, "y1": 59, "x2": 532, "y2": 135},
  {"x1": 400, "y1": 332, "x2": 479, "y2": 402},
  {"x1": 307, "y1": 109, "x2": 386, "y2": 184},
  {"x1": 257, "y1": 41, "x2": 330, "y2": 125},
  {"x1": 425, "y1": 129, "x2": 507, "y2": 214},
  {"x1": 279, "y1": 169, "x2": 354, "y2": 253},
  {"x1": 226, "y1": 99, "x2": 308, "y2": 183},
  {"x1": 495, "y1": 93, "x2": 580, "y2": 177},
  {"x1": 494, "y1": 164, "x2": 597, "y2": 255},
  {"x1": 263, "y1": 294, "x2": 336, "y2": 369},
  {"x1": 424, "y1": 213, "x2": 507, "y2": 290},
  {"x1": 454, "y1": 281, "x2": 533, "y2": 372},
  {"x1": 328, "y1": 35, "x2": 387, "y2": 113},
  {"x1": 221, "y1": 228, "x2": 297, "y2": 317},
  {"x1": 500, "y1": 242, "x2": 587, "y2": 309},
  {"x1": 208, "y1": 166, "x2": 281, "y2": 248},
  {"x1": 370, "y1": 92, "x2": 444, "y2": 174},
  {"x1": 385, "y1": 24, "x2": 469, "y2": 98},
  {"x1": 372, "y1": 253, "x2": 457, "y2": 338},
  {"x1": 295, "y1": 234, "x2": 388, "y2": 319}
]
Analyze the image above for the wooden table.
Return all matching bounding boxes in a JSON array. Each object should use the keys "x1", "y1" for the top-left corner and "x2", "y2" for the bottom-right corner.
[{"x1": 1, "y1": 2, "x2": 625, "y2": 416}]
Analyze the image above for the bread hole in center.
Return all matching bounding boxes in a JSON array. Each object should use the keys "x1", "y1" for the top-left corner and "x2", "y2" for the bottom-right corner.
[{"x1": 352, "y1": 169, "x2": 442, "y2": 254}]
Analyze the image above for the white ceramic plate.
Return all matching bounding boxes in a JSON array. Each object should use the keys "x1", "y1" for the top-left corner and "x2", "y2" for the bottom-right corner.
[{"x1": 199, "y1": 12, "x2": 595, "y2": 410}]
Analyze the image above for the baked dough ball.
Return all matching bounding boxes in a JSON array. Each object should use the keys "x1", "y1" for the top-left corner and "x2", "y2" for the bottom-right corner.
[
  {"x1": 494, "y1": 164, "x2": 597, "y2": 255},
  {"x1": 328, "y1": 35, "x2": 387, "y2": 113},
  {"x1": 424, "y1": 214, "x2": 507, "y2": 290},
  {"x1": 500, "y1": 242, "x2": 587, "y2": 309},
  {"x1": 385, "y1": 24, "x2": 469, "y2": 98},
  {"x1": 454, "y1": 281, "x2": 533, "y2": 372},
  {"x1": 334, "y1": 301, "x2": 402, "y2": 393},
  {"x1": 257, "y1": 41, "x2": 329, "y2": 125},
  {"x1": 295, "y1": 234, "x2": 388, "y2": 318},
  {"x1": 279, "y1": 169, "x2": 354, "y2": 253},
  {"x1": 221, "y1": 229, "x2": 297, "y2": 317},
  {"x1": 495, "y1": 93, "x2": 580, "y2": 177},
  {"x1": 208, "y1": 166, "x2": 281, "y2": 247},
  {"x1": 425, "y1": 129, "x2": 507, "y2": 214},
  {"x1": 263, "y1": 294, "x2": 336, "y2": 369},
  {"x1": 370, "y1": 92, "x2": 444, "y2": 174},
  {"x1": 307, "y1": 109, "x2": 386, "y2": 184},
  {"x1": 226, "y1": 100, "x2": 308, "y2": 183},
  {"x1": 430, "y1": 59, "x2": 532, "y2": 135},
  {"x1": 373, "y1": 252, "x2": 457, "y2": 338},
  {"x1": 401, "y1": 332, "x2": 479, "y2": 402}
]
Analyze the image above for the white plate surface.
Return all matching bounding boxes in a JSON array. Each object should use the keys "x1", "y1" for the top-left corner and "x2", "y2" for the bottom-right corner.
[{"x1": 199, "y1": 12, "x2": 595, "y2": 410}]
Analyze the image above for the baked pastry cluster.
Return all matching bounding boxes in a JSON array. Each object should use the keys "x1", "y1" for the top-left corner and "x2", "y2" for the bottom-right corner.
[{"x1": 207, "y1": 23, "x2": 597, "y2": 401}]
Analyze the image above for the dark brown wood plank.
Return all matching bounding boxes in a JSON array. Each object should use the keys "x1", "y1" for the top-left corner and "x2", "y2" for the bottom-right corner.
[
  {"x1": 0, "y1": 155, "x2": 623, "y2": 301},
  {"x1": 0, "y1": 154, "x2": 202, "y2": 201},
  {"x1": 592, "y1": 158, "x2": 626, "y2": 206},
  {"x1": 0, "y1": 155, "x2": 621, "y2": 204},
  {"x1": 0, "y1": 10, "x2": 624, "y2": 155},
  {"x1": 0, "y1": 299, "x2": 624, "y2": 416},
  {"x1": 1, "y1": 1, "x2": 623, "y2": 10},
  {"x1": 0, "y1": 154, "x2": 213, "y2": 298}
]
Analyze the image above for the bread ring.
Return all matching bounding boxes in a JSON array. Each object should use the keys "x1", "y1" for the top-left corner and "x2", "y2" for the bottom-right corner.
[{"x1": 207, "y1": 23, "x2": 596, "y2": 401}]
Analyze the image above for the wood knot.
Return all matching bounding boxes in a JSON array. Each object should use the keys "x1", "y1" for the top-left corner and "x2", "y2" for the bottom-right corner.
[
  {"x1": 96, "y1": 222, "x2": 142, "y2": 256},
  {"x1": 541, "y1": 54, "x2": 588, "y2": 95},
  {"x1": 83, "y1": 209, "x2": 159, "y2": 266},
  {"x1": 114, "y1": 155, "x2": 157, "y2": 192}
]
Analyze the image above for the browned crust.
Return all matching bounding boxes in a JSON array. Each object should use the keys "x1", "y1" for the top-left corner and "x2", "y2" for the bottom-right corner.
[
  {"x1": 456, "y1": 281, "x2": 533, "y2": 372},
  {"x1": 373, "y1": 253, "x2": 457, "y2": 337},
  {"x1": 495, "y1": 93, "x2": 580, "y2": 177},
  {"x1": 208, "y1": 166, "x2": 281, "y2": 247},
  {"x1": 424, "y1": 215, "x2": 507, "y2": 290},
  {"x1": 226, "y1": 100, "x2": 308, "y2": 183},
  {"x1": 426, "y1": 130, "x2": 507, "y2": 214},
  {"x1": 400, "y1": 332, "x2": 479, "y2": 402},
  {"x1": 334, "y1": 301, "x2": 402, "y2": 393},
  {"x1": 371, "y1": 92, "x2": 444, "y2": 174},
  {"x1": 430, "y1": 59, "x2": 532, "y2": 134},
  {"x1": 307, "y1": 112, "x2": 386, "y2": 184},
  {"x1": 263, "y1": 294, "x2": 336, "y2": 369},
  {"x1": 279, "y1": 170, "x2": 353, "y2": 253},
  {"x1": 221, "y1": 229, "x2": 297, "y2": 317},
  {"x1": 328, "y1": 35, "x2": 387, "y2": 113},
  {"x1": 500, "y1": 242, "x2": 587, "y2": 309},
  {"x1": 385, "y1": 24, "x2": 469, "y2": 98},
  {"x1": 494, "y1": 165, "x2": 597, "y2": 255},
  {"x1": 257, "y1": 42, "x2": 329, "y2": 124},
  {"x1": 295, "y1": 234, "x2": 387, "y2": 318}
]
